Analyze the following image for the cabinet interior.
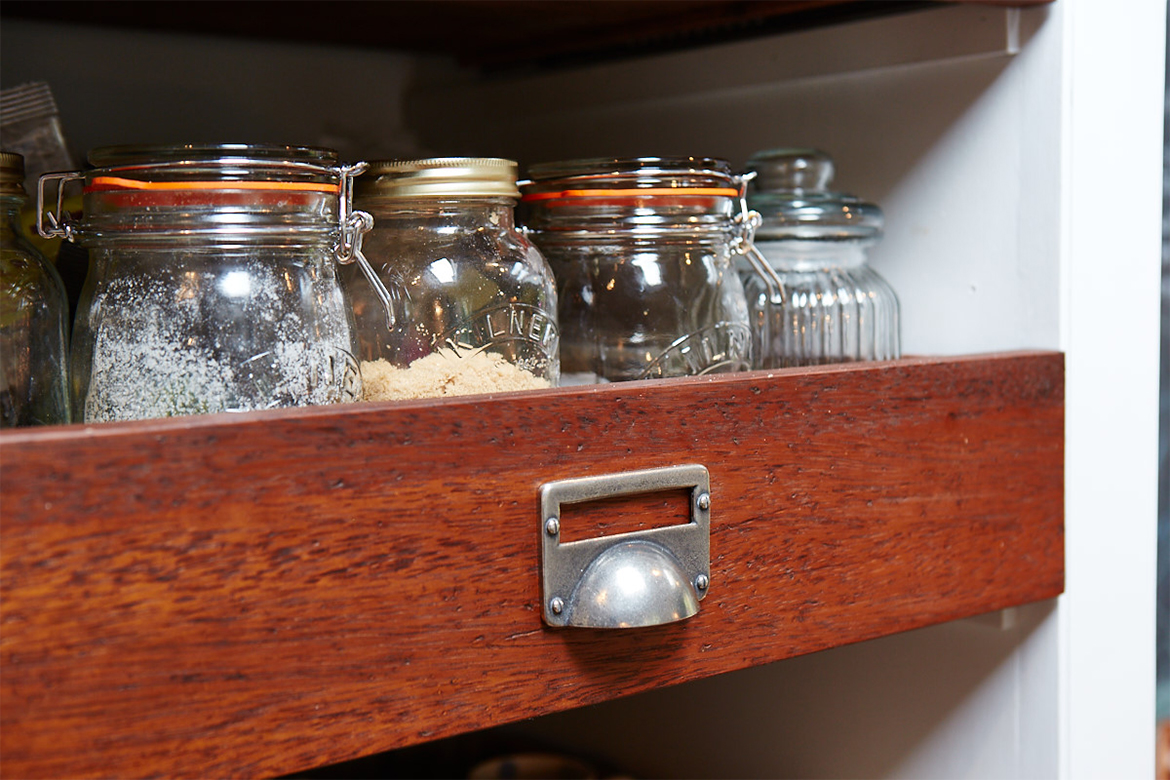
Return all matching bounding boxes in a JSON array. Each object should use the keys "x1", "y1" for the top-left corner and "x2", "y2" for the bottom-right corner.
[{"x1": 0, "y1": 3, "x2": 1064, "y2": 778}]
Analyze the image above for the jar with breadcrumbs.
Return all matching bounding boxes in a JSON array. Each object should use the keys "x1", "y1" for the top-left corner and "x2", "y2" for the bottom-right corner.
[{"x1": 344, "y1": 157, "x2": 559, "y2": 401}]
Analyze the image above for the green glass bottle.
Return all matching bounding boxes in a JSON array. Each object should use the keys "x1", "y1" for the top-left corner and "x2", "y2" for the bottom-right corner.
[{"x1": 1, "y1": 151, "x2": 69, "y2": 426}]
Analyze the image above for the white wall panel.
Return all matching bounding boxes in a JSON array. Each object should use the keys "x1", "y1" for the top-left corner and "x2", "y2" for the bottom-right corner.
[
  {"x1": 410, "y1": 7, "x2": 1060, "y2": 358},
  {"x1": 1060, "y1": 0, "x2": 1164, "y2": 777}
]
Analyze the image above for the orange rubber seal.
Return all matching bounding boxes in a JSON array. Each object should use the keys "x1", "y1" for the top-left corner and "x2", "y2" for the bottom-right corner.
[
  {"x1": 521, "y1": 187, "x2": 739, "y2": 202},
  {"x1": 85, "y1": 176, "x2": 341, "y2": 194}
]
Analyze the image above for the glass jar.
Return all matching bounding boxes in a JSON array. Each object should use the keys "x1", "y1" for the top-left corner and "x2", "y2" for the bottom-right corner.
[
  {"x1": 521, "y1": 157, "x2": 752, "y2": 384},
  {"x1": 743, "y1": 148, "x2": 900, "y2": 368},
  {"x1": 1, "y1": 151, "x2": 69, "y2": 426},
  {"x1": 344, "y1": 157, "x2": 558, "y2": 401},
  {"x1": 38, "y1": 144, "x2": 367, "y2": 422}
]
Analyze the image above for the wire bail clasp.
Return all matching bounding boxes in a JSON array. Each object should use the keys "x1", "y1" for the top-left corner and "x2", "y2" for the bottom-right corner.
[
  {"x1": 36, "y1": 171, "x2": 84, "y2": 241},
  {"x1": 731, "y1": 171, "x2": 785, "y2": 306},
  {"x1": 336, "y1": 162, "x2": 397, "y2": 332}
]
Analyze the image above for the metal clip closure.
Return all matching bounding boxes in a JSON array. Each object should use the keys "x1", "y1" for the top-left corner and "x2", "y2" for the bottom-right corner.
[
  {"x1": 732, "y1": 171, "x2": 785, "y2": 306},
  {"x1": 36, "y1": 171, "x2": 84, "y2": 241},
  {"x1": 336, "y1": 162, "x2": 396, "y2": 331}
]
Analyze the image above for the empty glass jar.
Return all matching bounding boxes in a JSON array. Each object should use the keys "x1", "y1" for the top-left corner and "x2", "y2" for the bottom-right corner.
[
  {"x1": 344, "y1": 157, "x2": 558, "y2": 401},
  {"x1": 38, "y1": 144, "x2": 366, "y2": 422},
  {"x1": 1, "y1": 151, "x2": 69, "y2": 427},
  {"x1": 742, "y1": 149, "x2": 899, "y2": 368},
  {"x1": 521, "y1": 157, "x2": 752, "y2": 384}
]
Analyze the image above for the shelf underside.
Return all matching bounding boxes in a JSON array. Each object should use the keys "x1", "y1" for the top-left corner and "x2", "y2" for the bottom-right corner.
[
  {"x1": 0, "y1": 1, "x2": 1046, "y2": 70},
  {"x1": 0, "y1": 352, "x2": 1064, "y2": 779}
]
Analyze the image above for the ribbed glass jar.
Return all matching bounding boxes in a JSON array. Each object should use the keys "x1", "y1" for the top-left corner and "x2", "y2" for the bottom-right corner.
[
  {"x1": 521, "y1": 157, "x2": 751, "y2": 384},
  {"x1": 41, "y1": 144, "x2": 363, "y2": 422},
  {"x1": 743, "y1": 149, "x2": 900, "y2": 368},
  {"x1": 0, "y1": 151, "x2": 69, "y2": 426},
  {"x1": 344, "y1": 158, "x2": 558, "y2": 401}
]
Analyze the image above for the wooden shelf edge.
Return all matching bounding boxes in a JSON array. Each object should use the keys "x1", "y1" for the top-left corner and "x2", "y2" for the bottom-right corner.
[
  {"x1": 0, "y1": 351, "x2": 1064, "y2": 779},
  {"x1": 0, "y1": 350, "x2": 1060, "y2": 444}
]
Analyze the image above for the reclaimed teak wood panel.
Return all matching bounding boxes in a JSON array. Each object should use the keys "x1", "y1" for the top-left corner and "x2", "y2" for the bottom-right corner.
[{"x1": 0, "y1": 352, "x2": 1064, "y2": 779}]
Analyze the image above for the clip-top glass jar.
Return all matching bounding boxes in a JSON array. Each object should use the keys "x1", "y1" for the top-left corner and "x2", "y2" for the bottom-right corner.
[
  {"x1": 1, "y1": 151, "x2": 69, "y2": 426},
  {"x1": 521, "y1": 157, "x2": 752, "y2": 384},
  {"x1": 343, "y1": 157, "x2": 558, "y2": 401},
  {"x1": 742, "y1": 148, "x2": 900, "y2": 368},
  {"x1": 38, "y1": 144, "x2": 368, "y2": 422}
]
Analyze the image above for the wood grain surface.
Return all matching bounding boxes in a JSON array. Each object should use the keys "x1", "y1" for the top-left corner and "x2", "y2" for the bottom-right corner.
[{"x1": 0, "y1": 352, "x2": 1064, "y2": 779}]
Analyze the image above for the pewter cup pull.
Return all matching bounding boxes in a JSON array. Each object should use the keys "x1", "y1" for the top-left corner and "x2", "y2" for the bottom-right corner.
[{"x1": 539, "y1": 464, "x2": 711, "y2": 629}]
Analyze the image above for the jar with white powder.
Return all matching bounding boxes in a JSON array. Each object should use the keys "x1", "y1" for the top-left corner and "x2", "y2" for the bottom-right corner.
[
  {"x1": 344, "y1": 158, "x2": 558, "y2": 401},
  {"x1": 38, "y1": 144, "x2": 373, "y2": 422}
]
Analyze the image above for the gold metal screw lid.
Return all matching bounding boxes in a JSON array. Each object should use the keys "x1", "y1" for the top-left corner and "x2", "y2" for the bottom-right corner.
[
  {"x1": 0, "y1": 151, "x2": 27, "y2": 198},
  {"x1": 360, "y1": 157, "x2": 520, "y2": 199}
]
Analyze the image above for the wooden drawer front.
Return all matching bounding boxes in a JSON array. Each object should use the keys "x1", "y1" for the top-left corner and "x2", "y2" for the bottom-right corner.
[{"x1": 0, "y1": 352, "x2": 1064, "y2": 779}]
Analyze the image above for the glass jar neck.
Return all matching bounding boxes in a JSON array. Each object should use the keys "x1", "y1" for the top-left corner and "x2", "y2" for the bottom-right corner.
[
  {"x1": 77, "y1": 189, "x2": 341, "y2": 246},
  {"x1": 754, "y1": 239, "x2": 872, "y2": 271},
  {"x1": 360, "y1": 197, "x2": 517, "y2": 229},
  {"x1": 1, "y1": 194, "x2": 23, "y2": 240},
  {"x1": 531, "y1": 226, "x2": 735, "y2": 247}
]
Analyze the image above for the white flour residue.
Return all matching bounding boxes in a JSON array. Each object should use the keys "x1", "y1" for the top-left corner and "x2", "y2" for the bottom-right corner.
[{"x1": 82, "y1": 251, "x2": 359, "y2": 422}]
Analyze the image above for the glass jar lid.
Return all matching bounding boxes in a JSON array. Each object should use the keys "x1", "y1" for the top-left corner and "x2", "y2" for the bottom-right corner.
[
  {"x1": 359, "y1": 157, "x2": 519, "y2": 199},
  {"x1": 746, "y1": 149, "x2": 883, "y2": 241},
  {"x1": 519, "y1": 154, "x2": 730, "y2": 196},
  {"x1": 0, "y1": 151, "x2": 26, "y2": 198},
  {"x1": 520, "y1": 156, "x2": 739, "y2": 233},
  {"x1": 73, "y1": 143, "x2": 347, "y2": 242},
  {"x1": 86, "y1": 142, "x2": 338, "y2": 177}
]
